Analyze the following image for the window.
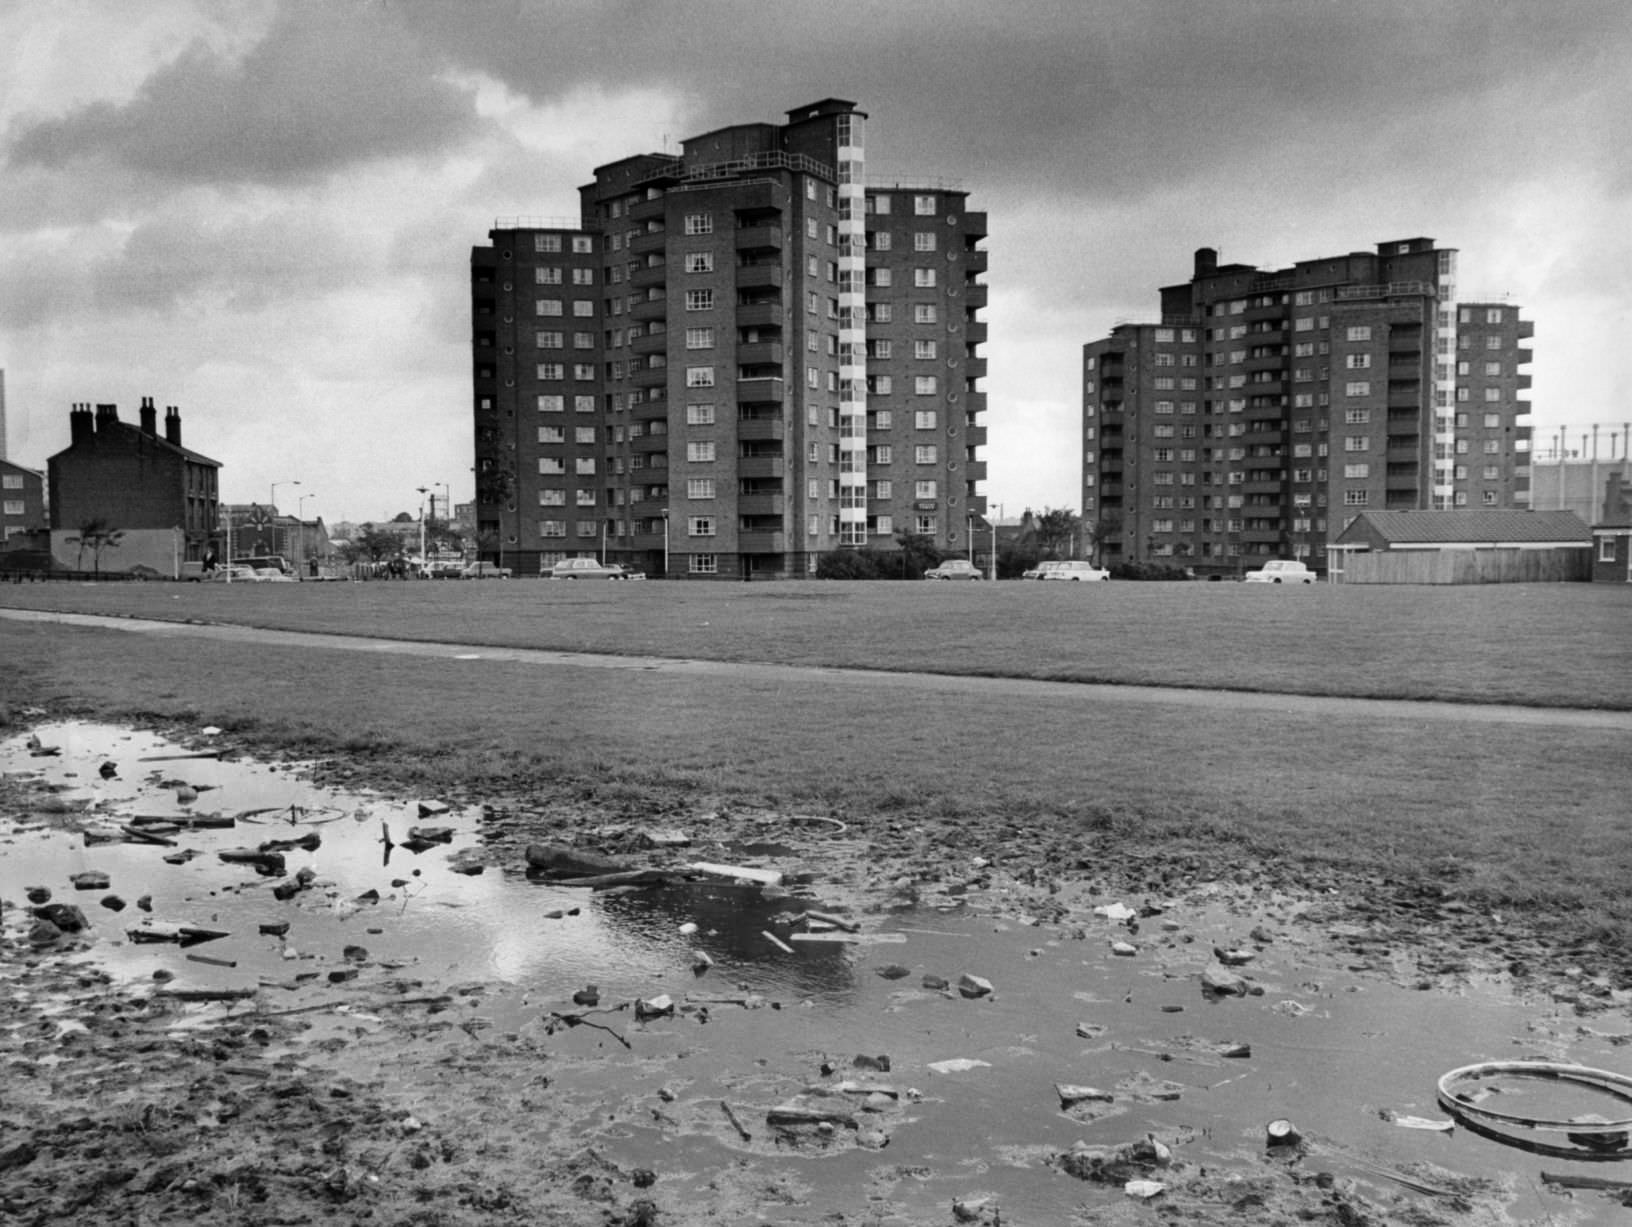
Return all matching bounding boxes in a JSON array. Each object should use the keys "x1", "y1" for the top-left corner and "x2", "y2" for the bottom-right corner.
[
  {"x1": 1154, "y1": 352, "x2": 1175, "y2": 367},
  {"x1": 914, "y1": 194, "x2": 936, "y2": 215},
  {"x1": 914, "y1": 376, "x2": 938, "y2": 395},
  {"x1": 538, "y1": 425, "x2": 565, "y2": 444},
  {"x1": 687, "y1": 442, "x2": 716, "y2": 462},
  {"x1": 539, "y1": 519, "x2": 566, "y2": 537},
  {"x1": 1343, "y1": 463, "x2": 1370, "y2": 478},
  {"x1": 1343, "y1": 489, "x2": 1368, "y2": 506},
  {"x1": 869, "y1": 374, "x2": 893, "y2": 394},
  {"x1": 872, "y1": 193, "x2": 891, "y2": 214},
  {"x1": 872, "y1": 479, "x2": 893, "y2": 498},
  {"x1": 915, "y1": 480, "x2": 937, "y2": 498},
  {"x1": 1345, "y1": 381, "x2": 1371, "y2": 397},
  {"x1": 685, "y1": 289, "x2": 714, "y2": 311},
  {"x1": 1601, "y1": 537, "x2": 1619, "y2": 563},
  {"x1": 572, "y1": 300, "x2": 594, "y2": 317},
  {"x1": 538, "y1": 458, "x2": 565, "y2": 475},
  {"x1": 914, "y1": 410, "x2": 937, "y2": 429},
  {"x1": 684, "y1": 213, "x2": 713, "y2": 235},
  {"x1": 685, "y1": 327, "x2": 714, "y2": 349},
  {"x1": 570, "y1": 331, "x2": 592, "y2": 350},
  {"x1": 572, "y1": 268, "x2": 594, "y2": 286},
  {"x1": 685, "y1": 252, "x2": 713, "y2": 274},
  {"x1": 571, "y1": 395, "x2": 593, "y2": 414},
  {"x1": 915, "y1": 445, "x2": 938, "y2": 464},
  {"x1": 538, "y1": 488, "x2": 566, "y2": 505},
  {"x1": 872, "y1": 445, "x2": 892, "y2": 464},
  {"x1": 914, "y1": 340, "x2": 938, "y2": 359},
  {"x1": 574, "y1": 458, "x2": 595, "y2": 475},
  {"x1": 1154, "y1": 401, "x2": 1174, "y2": 415},
  {"x1": 914, "y1": 268, "x2": 937, "y2": 287},
  {"x1": 535, "y1": 267, "x2": 562, "y2": 285},
  {"x1": 871, "y1": 231, "x2": 892, "y2": 251},
  {"x1": 1344, "y1": 436, "x2": 1369, "y2": 452},
  {"x1": 1484, "y1": 387, "x2": 1501, "y2": 402},
  {"x1": 872, "y1": 268, "x2": 892, "y2": 287},
  {"x1": 686, "y1": 366, "x2": 715, "y2": 388},
  {"x1": 536, "y1": 331, "x2": 564, "y2": 349},
  {"x1": 537, "y1": 394, "x2": 564, "y2": 413},
  {"x1": 870, "y1": 339, "x2": 893, "y2": 359},
  {"x1": 537, "y1": 362, "x2": 564, "y2": 380},
  {"x1": 574, "y1": 426, "x2": 596, "y2": 444},
  {"x1": 687, "y1": 516, "x2": 716, "y2": 537},
  {"x1": 1482, "y1": 412, "x2": 1501, "y2": 428},
  {"x1": 1486, "y1": 308, "x2": 1503, "y2": 324},
  {"x1": 571, "y1": 236, "x2": 593, "y2": 253},
  {"x1": 1344, "y1": 408, "x2": 1370, "y2": 424},
  {"x1": 537, "y1": 299, "x2": 563, "y2": 317},
  {"x1": 690, "y1": 554, "x2": 718, "y2": 574},
  {"x1": 1486, "y1": 335, "x2": 1502, "y2": 350},
  {"x1": 685, "y1": 403, "x2": 715, "y2": 426},
  {"x1": 1483, "y1": 439, "x2": 1501, "y2": 454},
  {"x1": 1346, "y1": 326, "x2": 1372, "y2": 342},
  {"x1": 534, "y1": 234, "x2": 562, "y2": 253},
  {"x1": 913, "y1": 232, "x2": 938, "y2": 252},
  {"x1": 1345, "y1": 354, "x2": 1372, "y2": 369},
  {"x1": 914, "y1": 304, "x2": 937, "y2": 324}
]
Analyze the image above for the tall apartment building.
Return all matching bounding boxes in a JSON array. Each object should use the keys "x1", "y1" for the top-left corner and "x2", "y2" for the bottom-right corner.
[
  {"x1": 471, "y1": 98, "x2": 988, "y2": 579},
  {"x1": 1082, "y1": 239, "x2": 1532, "y2": 574}
]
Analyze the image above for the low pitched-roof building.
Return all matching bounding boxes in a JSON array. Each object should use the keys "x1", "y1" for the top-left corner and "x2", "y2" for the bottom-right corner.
[
  {"x1": 1330, "y1": 510, "x2": 1592, "y2": 584},
  {"x1": 1591, "y1": 473, "x2": 1632, "y2": 583}
]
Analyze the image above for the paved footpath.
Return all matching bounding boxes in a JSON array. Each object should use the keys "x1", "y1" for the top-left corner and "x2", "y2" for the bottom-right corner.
[{"x1": 5, "y1": 607, "x2": 1629, "y2": 732}]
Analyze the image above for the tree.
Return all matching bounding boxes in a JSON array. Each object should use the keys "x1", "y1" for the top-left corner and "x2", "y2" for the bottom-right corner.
[
  {"x1": 1033, "y1": 507, "x2": 1083, "y2": 560},
  {"x1": 893, "y1": 532, "x2": 943, "y2": 579},
  {"x1": 1084, "y1": 513, "x2": 1120, "y2": 567},
  {"x1": 65, "y1": 517, "x2": 125, "y2": 577},
  {"x1": 344, "y1": 524, "x2": 402, "y2": 564}
]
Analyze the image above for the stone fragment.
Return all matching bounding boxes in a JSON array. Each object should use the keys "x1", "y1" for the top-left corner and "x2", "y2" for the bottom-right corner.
[
  {"x1": 70, "y1": 871, "x2": 110, "y2": 891},
  {"x1": 957, "y1": 973, "x2": 993, "y2": 999},
  {"x1": 32, "y1": 903, "x2": 88, "y2": 932},
  {"x1": 1201, "y1": 964, "x2": 1250, "y2": 997}
]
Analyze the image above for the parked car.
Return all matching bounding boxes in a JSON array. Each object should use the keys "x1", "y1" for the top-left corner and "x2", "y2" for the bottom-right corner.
[
  {"x1": 205, "y1": 566, "x2": 261, "y2": 583},
  {"x1": 1039, "y1": 561, "x2": 1110, "y2": 582},
  {"x1": 460, "y1": 562, "x2": 513, "y2": 580},
  {"x1": 254, "y1": 568, "x2": 296, "y2": 583},
  {"x1": 425, "y1": 561, "x2": 464, "y2": 579},
  {"x1": 1022, "y1": 561, "x2": 1065, "y2": 580},
  {"x1": 923, "y1": 559, "x2": 984, "y2": 581},
  {"x1": 544, "y1": 558, "x2": 642, "y2": 580},
  {"x1": 1243, "y1": 559, "x2": 1315, "y2": 584}
]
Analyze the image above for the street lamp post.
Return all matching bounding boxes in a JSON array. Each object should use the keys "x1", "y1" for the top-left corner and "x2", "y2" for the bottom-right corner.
[
  {"x1": 297, "y1": 493, "x2": 315, "y2": 578},
  {"x1": 416, "y1": 486, "x2": 429, "y2": 568},
  {"x1": 661, "y1": 509, "x2": 670, "y2": 579}
]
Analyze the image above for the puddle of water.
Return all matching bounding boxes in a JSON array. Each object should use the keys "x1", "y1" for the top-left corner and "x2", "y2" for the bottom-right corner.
[{"x1": 4, "y1": 721, "x2": 1629, "y2": 1223}]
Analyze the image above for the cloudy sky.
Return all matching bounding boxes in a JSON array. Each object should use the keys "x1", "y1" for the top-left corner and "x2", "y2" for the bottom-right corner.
[{"x1": 3, "y1": 0, "x2": 1628, "y2": 525}]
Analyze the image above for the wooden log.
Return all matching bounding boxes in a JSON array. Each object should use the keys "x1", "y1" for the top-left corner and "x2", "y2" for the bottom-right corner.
[
  {"x1": 156, "y1": 987, "x2": 257, "y2": 1002},
  {"x1": 766, "y1": 1104, "x2": 857, "y2": 1129},
  {"x1": 525, "y1": 844, "x2": 630, "y2": 876}
]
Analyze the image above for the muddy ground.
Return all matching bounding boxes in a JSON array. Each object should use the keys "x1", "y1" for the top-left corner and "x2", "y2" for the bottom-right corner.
[{"x1": 4, "y1": 711, "x2": 1630, "y2": 1227}]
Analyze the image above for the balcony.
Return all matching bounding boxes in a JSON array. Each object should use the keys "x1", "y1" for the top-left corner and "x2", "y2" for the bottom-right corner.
[
  {"x1": 738, "y1": 456, "x2": 785, "y2": 479},
  {"x1": 737, "y1": 415, "x2": 785, "y2": 442},
  {"x1": 736, "y1": 375, "x2": 784, "y2": 404},
  {"x1": 964, "y1": 424, "x2": 988, "y2": 448},
  {"x1": 963, "y1": 356, "x2": 988, "y2": 379},
  {"x1": 964, "y1": 249, "x2": 988, "y2": 275},
  {"x1": 631, "y1": 329, "x2": 668, "y2": 356},
  {"x1": 963, "y1": 459, "x2": 988, "y2": 482},
  {"x1": 963, "y1": 320, "x2": 988, "y2": 346},
  {"x1": 630, "y1": 296, "x2": 666, "y2": 322},
  {"x1": 737, "y1": 493, "x2": 785, "y2": 517},
  {"x1": 631, "y1": 395, "x2": 667, "y2": 420},
  {"x1": 629, "y1": 363, "x2": 668, "y2": 388},
  {"x1": 629, "y1": 229, "x2": 667, "y2": 256},
  {"x1": 962, "y1": 282, "x2": 988, "y2": 309},
  {"x1": 737, "y1": 340, "x2": 784, "y2": 366},
  {"x1": 738, "y1": 530, "x2": 787, "y2": 553},
  {"x1": 1243, "y1": 477, "x2": 1284, "y2": 495},
  {"x1": 737, "y1": 302, "x2": 783, "y2": 330},
  {"x1": 736, "y1": 264, "x2": 783, "y2": 291},
  {"x1": 628, "y1": 195, "x2": 664, "y2": 222},
  {"x1": 735, "y1": 225, "x2": 784, "y2": 253},
  {"x1": 1386, "y1": 473, "x2": 1420, "y2": 492},
  {"x1": 631, "y1": 263, "x2": 666, "y2": 289},
  {"x1": 631, "y1": 432, "x2": 669, "y2": 454},
  {"x1": 1387, "y1": 387, "x2": 1423, "y2": 409},
  {"x1": 1242, "y1": 528, "x2": 1285, "y2": 544},
  {"x1": 962, "y1": 211, "x2": 989, "y2": 238},
  {"x1": 1245, "y1": 353, "x2": 1284, "y2": 372}
]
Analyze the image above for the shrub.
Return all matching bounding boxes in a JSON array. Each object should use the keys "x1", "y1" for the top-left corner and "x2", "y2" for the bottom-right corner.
[
  {"x1": 816, "y1": 549, "x2": 896, "y2": 580},
  {"x1": 1108, "y1": 562, "x2": 1195, "y2": 582}
]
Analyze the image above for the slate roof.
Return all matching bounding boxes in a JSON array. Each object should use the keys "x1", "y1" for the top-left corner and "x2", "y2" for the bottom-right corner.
[{"x1": 1339, "y1": 509, "x2": 1590, "y2": 545}]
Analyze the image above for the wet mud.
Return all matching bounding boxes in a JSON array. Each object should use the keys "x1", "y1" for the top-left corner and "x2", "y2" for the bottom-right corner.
[{"x1": 4, "y1": 719, "x2": 1630, "y2": 1225}]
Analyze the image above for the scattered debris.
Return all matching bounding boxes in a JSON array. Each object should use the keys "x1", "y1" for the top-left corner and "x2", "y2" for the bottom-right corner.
[
  {"x1": 957, "y1": 973, "x2": 994, "y2": 998},
  {"x1": 1266, "y1": 1119, "x2": 1302, "y2": 1148},
  {"x1": 928, "y1": 1058, "x2": 990, "y2": 1074}
]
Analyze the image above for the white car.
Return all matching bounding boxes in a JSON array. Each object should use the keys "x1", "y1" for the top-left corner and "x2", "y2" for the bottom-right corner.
[
  {"x1": 1243, "y1": 559, "x2": 1315, "y2": 584},
  {"x1": 1038, "y1": 561, "x2": 1110, "y2": 582},
  {"x1": 1022, "y1": 561, "x2": 1065, "y2": 580},
  {"x1": 923, "y1": 560, "x2": 983, "y2": 581},
  {"x1": 545, "y1": 558, "x2": 643, "y2": 580}
]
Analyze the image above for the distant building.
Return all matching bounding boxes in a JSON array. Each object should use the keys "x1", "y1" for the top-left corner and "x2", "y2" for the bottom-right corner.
[
  {"x1": 1330, "y1": 509, "x2": 1590, "y2": 584},
  {"x1": 1, "y1": 457, "x2": 46, "y2": 543},
  {"x1": 1529, "y1": 424, "x2": 1632, "y2": 526},
  {"x1": 1083, "y1": 240, "x2": 1534, "y2": 576},
  {"x1": 472, "y1": 98, "x2": 988, "y2": 579},
  {"x1": 1591, "y1": 473, "x2": 1632, "y2": 583},
  {"x1": 47, "y1": 399, "x2": 222, "y2": 575}
]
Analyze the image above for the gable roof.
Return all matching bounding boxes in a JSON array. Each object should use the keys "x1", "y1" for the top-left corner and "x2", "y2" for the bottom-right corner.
[
  {"x1": 52, "y1": 420, "x2": 221, "y2": 468},
  {"x1": 1338, "y1": 509, "x2": 1590, "y2": 545}
]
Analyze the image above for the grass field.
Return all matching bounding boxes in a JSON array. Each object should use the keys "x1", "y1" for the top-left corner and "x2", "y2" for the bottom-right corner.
[
  {"x1": 2, "y1": 578, "x2": 1629, "y2": 708},
  {"x1": 4, "y1": 581, "x2": 1630, "y2": 966}
]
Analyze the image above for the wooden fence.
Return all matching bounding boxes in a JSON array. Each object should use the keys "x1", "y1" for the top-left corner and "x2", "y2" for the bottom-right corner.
[{"x1": 1333, "y1": 548, "x2": 1592, "y2": 585}]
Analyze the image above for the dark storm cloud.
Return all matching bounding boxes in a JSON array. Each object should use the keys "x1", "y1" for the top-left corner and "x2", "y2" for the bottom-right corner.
[
  {"x1": 394, "y1": 0, "x2": 1630, "y2": 202},
  {"x1": 5, "y1": 4, "x2": 480, "y2": 185}
]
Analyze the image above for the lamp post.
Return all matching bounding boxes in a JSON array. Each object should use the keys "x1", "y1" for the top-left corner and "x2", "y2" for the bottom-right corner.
[
  {"x1": 270, "y1": 480, "x2": 299, "y2": 558},
  {"x1": 661, "y1": 509, "x2": 670, "y2": 579},
  {"x1": 297, "y1": 493, "x2": 315, "y2": 578},
  {"x1": 989, "y1": 503, "x2": 1002, "y2": 581},
  {"x1": 416, "y1": 486, "x2": 429, "y2": 568}
]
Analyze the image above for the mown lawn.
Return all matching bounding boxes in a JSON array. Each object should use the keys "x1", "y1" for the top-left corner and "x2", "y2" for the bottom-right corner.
[
  {"x1": 2, "y1": 578, "x2": 1629, "y2": 707},
  {"x1": 4, "y1": 606, "x2": 1630, "y2": 962}
]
